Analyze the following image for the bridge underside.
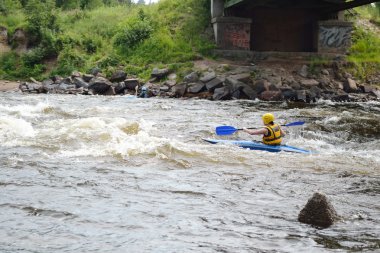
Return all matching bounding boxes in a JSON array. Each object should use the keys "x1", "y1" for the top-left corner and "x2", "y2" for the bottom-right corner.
[
  {"x1": 225, "y1": 0, "x2": 377, "y2": 12},
  {"x1": 212, "y1": 0, "x2": 377, "y2": 53}
]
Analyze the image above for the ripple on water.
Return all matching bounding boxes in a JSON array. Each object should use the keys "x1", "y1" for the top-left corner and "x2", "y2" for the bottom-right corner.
[{"x1": 0, "y1": 94, "x2": 379, "y2": 252}]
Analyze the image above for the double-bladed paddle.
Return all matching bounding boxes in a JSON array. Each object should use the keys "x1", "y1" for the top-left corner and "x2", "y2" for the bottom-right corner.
[{"x1": 215, "y1": 121, "x2": 305, "y2": 136}]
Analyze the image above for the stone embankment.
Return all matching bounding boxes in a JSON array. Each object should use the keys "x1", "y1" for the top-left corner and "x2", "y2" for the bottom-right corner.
[{"x1": 18, "y1": 61, "x2": 380, "y2": 102}]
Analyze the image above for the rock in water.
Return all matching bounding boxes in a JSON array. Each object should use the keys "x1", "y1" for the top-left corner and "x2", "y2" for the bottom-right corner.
[{"x1": 298, "y1": 192, "x2": 338, "y2": 228}]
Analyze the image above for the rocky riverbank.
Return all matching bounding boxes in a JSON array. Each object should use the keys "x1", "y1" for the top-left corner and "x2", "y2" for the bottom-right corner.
[
  {"x1": 0, "y1": 80, "x2": 20, "y2": 92},
  {"x1": 15, "y1": 60, "x2": 380, "y2": 102}
]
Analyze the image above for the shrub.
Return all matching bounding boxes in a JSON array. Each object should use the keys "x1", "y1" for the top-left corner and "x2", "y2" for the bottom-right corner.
[
  {"x1": 22, "y1": 48, "x2": 46, "y2": 66},
  {"x1": 1, "y1": 0, "x2": 214, "y2": 81},
  {"x1": 96, "y1": 54, "x2": 121, "y2": 69},
  {"x1": 56, "y1": 0, "x2": 81, "y2": 10},
  {"x1": 114, "y1": 19, "x2": 153, "y2": 51},
  {"x1": 52, "y1": 47, "x2": 86, "y2": 76},
  {"x1": 0, "y1": 11, "x2": 26, "y2": 35},
  {"x1": 82, "y1": 37, "x2": 101, "y2": 53},
  {"x1": 0, "y1": 0, "x2": 21, "y2": 15},
  {"x1": 25, "y1": 0, "x2": 59, "y2": 44},
  {"x1": 126, "y1": 29, "x2": 195, "y2": 64},
  {"x1": 0, "y1": 52, "x2": 46, "y2": 79},
  {"x1": 347, "y1": 27, "x2": 380, "y2": 80},
  {"x1": 349, "y1": 27, "x2": 380, "y2": 62},
  {"x1": 80, "y1": 0, "x2": 103, "y2": 10}
]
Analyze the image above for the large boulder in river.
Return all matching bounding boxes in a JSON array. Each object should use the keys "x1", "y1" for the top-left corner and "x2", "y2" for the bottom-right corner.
[
  {"x1": 371, "y1": 89, "x2": 380, "y2": 99},
  {"x1": 172, "y1": 83, "x2": 187, "y2": 98},
  {"x1": 83, "y1": 74, "x2": 94, "y2": 82},
  {"x1": 298, "y1": 192, "x2": 339, "y2": 228},
  {"x1": 109, "y1": 70, "x2": 127, "y2": 83},
  {"x1": 183, "y1": 72, "x2": 199, "y2": 83},
  {"x1": 259, "y1": 90, "x2": 283, "y2": 101},
  {"x1": 187, "y1": 82, "x2": 206, "y2": 94},
  {"x1": 213, "y1": 86, "x2": 231, "y2": 100},
  {"x1": 151, "y1": 68, "x2": 169, "y2": 80},
  {"x1": 228, "y1": 73, "x2": 251, "y2": 83},
  {"x1": 225, "y1": 77, "x2": 245, "y2": 93},
  {"x1": 298, "y1": 65, "x2": 309, "y2": 78},
  {"x1": 343, "y1": 78, "x2": 358, "y2": 93},
  {"x1": 113, "y1": 82, "x2": 126, "y2": 94},
  {"x1": 19, "y1": 82, "x2": 43, "y2": 93},
  {"x1": 88, "y1": 77, "x2": 113, "y2": 95},
  {"x1": 252, "y1": 79, "x2": 270, "y2": 94},
  {"x1": 73, "y1": 77, "x2": 89, "y2": 89},
  {"x1": 281, "y1": 88, "x2": 297, "y2": 101},
  {"x1": 205, "y1": 77, "x2": 223, "y2": 92},
  {"x1": 200, "y1": 71, "x2": 216, "y2": 83},
  {"x1": 240, "y1": 84, "x2": 257, "y2": 100},
  {"x1": 124, "y1": 79, "x2": 139, "y2": 91}
]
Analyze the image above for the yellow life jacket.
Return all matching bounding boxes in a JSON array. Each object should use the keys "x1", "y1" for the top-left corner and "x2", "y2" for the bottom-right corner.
[{"x1": 263, "y1": 123, "x2": 282, "y2": 145}]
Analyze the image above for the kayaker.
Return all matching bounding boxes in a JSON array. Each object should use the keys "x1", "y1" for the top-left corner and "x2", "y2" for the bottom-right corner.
[{"x1": 242, "y1": 113, "x2": 285, "y2": 145}]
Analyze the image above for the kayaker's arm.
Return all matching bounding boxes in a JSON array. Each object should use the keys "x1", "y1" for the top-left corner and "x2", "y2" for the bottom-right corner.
[
  {"x1": 280, "y1": 128, "x2": 285, "y2": 137},
  {"x1": 243, "y1": 127, "x2": 268, "y2": 136}
]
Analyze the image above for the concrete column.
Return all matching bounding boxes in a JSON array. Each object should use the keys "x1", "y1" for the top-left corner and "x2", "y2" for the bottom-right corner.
[
  {"x1": 211, "y1": 0, "x2": 224, "y2": 18},
  {"x1": 318, "y1": 21, "x2": 353, "y2": 54},
  {"x1": 211, "y1": 17, "x2": 252, "y2": 50},
  {"x1": 337, "y1": 11, "x2": 345, "y2": 21}
]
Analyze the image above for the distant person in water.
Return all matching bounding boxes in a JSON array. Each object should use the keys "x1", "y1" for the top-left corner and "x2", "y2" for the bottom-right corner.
[
  {"x1": 139, "y1": 86, "x2": 148, "y2": 98},
  {"x1": 243, "y1": 113, "x2": 285, "y2": 145}
]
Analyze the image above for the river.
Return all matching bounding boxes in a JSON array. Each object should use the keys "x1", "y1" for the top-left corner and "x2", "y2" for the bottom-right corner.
[{"x1": 0, "y1": 93, "x2": 379, "y2": 253}]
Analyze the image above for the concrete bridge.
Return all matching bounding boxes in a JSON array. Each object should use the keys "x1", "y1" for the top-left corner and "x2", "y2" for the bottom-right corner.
[{"x1": 211, "y1": 0, "x2": 377, "y2": 54}]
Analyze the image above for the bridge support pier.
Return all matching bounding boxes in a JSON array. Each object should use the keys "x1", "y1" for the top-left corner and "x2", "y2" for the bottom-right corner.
[
  {"x1": 211, "y1": 17, "x2": 252, "y2": 50},
  {"x1": 212, "y1": 0, "x2": 353, "y2": 53},
  {"x1": 211, "y1": 0, "x2": 224, "y2": 18},
  {"x1": 318, "y1": 21, "x2": 353, "y2": 54}
]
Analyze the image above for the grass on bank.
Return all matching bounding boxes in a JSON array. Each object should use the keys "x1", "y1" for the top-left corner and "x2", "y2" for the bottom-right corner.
[
  {"x1": 347, "y1": 27, "x2": 380, "y2": 80},
  {"x1": 346, "y1": 5, "x2": 380, "y2": 82},
  {"x1": 0, "y1": 10, "x2": 25, "y2": 34},
  {"x1": 0, "y1": 1, "x2": 379, "y2": 83},
  {"x1": 0, "y1": 0, "x2": 213, "y2": 81},
  {"x1": 354, "y1": 3, "x2": 380, "y2": 25}
]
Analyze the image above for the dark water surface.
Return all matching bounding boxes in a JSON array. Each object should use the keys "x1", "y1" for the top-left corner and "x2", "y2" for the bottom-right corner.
[{"x1": 1, "y1": 93, "x2": 379, "y2": 252}]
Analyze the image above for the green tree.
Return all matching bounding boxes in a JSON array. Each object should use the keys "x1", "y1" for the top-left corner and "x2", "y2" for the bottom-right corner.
[
  {"x1": 80, "y1": 0, "x2": 103, "y2": 9},
  {"x1": 25, "y1": 0, "x2": 58, "y2": 45},
  {"x1": 137, "y1": 0, "x2": 145, "y2": 5},
  {"x1": 19, "y1": 0, "x2": 29, "y2": 7},
  {"x1": 56, "y1": 0, "x2": 80, "y2": 9},
  {"x1": 0, "y1": 0, "x2": 21, "y2": 15},
  {"x1": 114, "y1": 18, "x2": 153, "y2": 51},
  {"x1": 102, "y1": 0, "x2": 119, "y2": 6}
]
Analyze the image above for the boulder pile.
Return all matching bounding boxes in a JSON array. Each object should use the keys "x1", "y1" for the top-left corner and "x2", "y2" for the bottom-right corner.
[{"x1": 19, "y1": 61, "x2": 380, "y2": 103}]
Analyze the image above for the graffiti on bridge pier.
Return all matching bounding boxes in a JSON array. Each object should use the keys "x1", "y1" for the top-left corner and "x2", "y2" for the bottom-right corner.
[
  {"x1": 319, "y1": 25, "x2": 352, "y2": 49},
  {"x1": 224, "y1": 23, "x2": 250, "y2": 50}
]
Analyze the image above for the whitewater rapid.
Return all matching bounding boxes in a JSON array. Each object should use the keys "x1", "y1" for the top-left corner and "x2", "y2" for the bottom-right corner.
[{"x1": 1, "y1": 93, "x2": 379, "y2": 252}]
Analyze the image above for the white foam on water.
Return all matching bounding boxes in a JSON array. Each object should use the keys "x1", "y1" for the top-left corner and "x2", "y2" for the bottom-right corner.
[
  {"x1": 0, "y1": 116, "x2": 36, "y2": 145},
  {"x1": 0, "y1": 101, "x2": 52, "y2": 118},
  {"x1": 47, "y1": 117, "x2": 166, "y2": 158},
  {"x1": 321, "y1": 116, "x2": 341, "y2": 124},
  {"x1": 315, "y1": 98, "x2": 337, "y2": 106}
]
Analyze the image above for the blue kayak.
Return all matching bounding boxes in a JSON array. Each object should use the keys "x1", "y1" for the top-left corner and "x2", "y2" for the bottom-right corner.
[{"x1": 203, "y1": 138, "x2": 312, "y2": 154}]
